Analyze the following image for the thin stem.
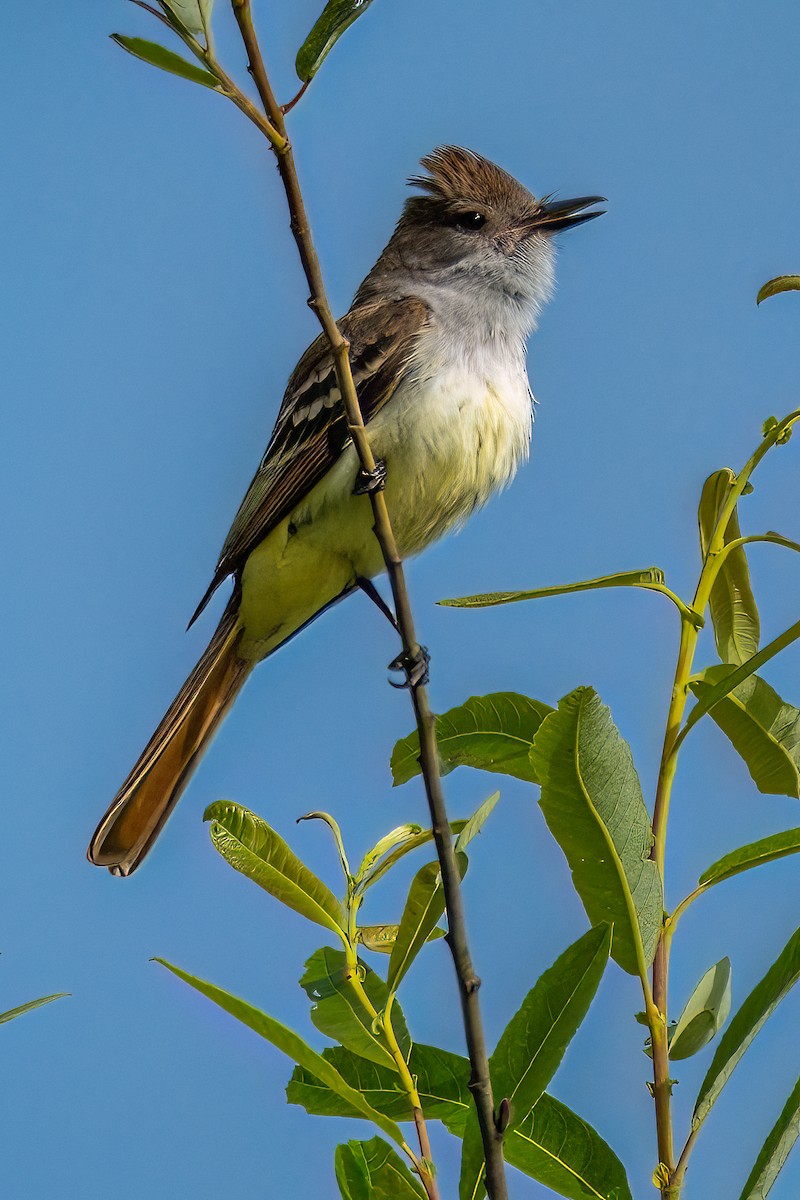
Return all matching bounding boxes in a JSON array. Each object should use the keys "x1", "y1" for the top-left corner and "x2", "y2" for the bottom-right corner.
[{"x1": 222, "y1": 3, "x2": 507, "y2": 1195}]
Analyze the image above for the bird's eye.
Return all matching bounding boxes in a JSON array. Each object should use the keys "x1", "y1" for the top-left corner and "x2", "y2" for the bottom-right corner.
[{"x1": 452, "y1": 211, "x2": 487, "y2": 231}]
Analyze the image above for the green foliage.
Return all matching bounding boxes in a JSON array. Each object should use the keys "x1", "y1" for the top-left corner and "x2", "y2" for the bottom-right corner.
[
  {"x1": 757, "y1": 276, "x2": 800, "y2": 305},
  {"x1": 0, "y1": 993, "x2": 68, "y2": 1025},
  {"x1": 531, "y1": 688, "x2": 663, "y2": 976},
  {"x1": 698, "y1": 469, "x2": 760, "y2": 666},
  {"x1": 295, "y1": 0, "x2": 378, "y2": 83},
  {"x1": 698, "y1": 827, "x2": 800, "y2": 888},
  {"x1": 690, "y1": 669, "x2": 800, "y2": 797},
  {"x1": 160, "y1": 0, "x2": 214, "y2": 39},
  {"x1": 301, "y1": 947, "x2": 410, "y2": 1068},
  {"x1": 669, "y1": 959, "x2": 731, "y2": 1060},
  {"x1": 694, "y1": 927, "x2": 800, "y2": 1129},
  {"x1": 110, "y1": 35, "x2": 220, "y2": 88},
  {"x1": 335, "y1": 1137, "x2": 426, "y2": 1200},
  {"x1": 459, "y1": 925, "x2": 612, "y2": 1200},
  {"x1": 205, "y1": 801, "x2": 346, "y2": 935},
  {"x1": 737, "y1": 1074, "x2": 800, "y2": 1199},
  {"x1": 387, "y1": 856, "x2": 466, "y2": 995},
  {"x1": 355, "y1": 821, "x2": 467, "y2": 891},
  {"x1": 154, "y1": 957, "x2": 407, "y2": 1147},
  {"x1": 392, "y1": 693, "x2": 552, "y2": 786},
  {"x1": 439, "y1": 566, "x2": 666, "y2": 609}
]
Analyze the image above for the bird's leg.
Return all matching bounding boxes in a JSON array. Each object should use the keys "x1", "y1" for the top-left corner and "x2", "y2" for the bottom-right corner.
[
  {"x1": 356, "y1": 578, "x2": 430, "y2": 687},
  {"x1": 353, "y1": 458, "x2": 387, "y2": 495},
  {"x1": 357, "y1": 577, "x2": 399, "y2": 633}
]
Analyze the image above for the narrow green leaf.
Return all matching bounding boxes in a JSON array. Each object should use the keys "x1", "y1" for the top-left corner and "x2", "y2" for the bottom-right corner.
[
  {"x1": 358, "y1": 925, "x2": 445, "y2": 955},
  {"x1": 683, "y1": 619, "x2": 800, "y2": 740},
  {"x1": 0, "y1": 993, "x2": 68, "y2": 1025},
  {"x1": 110, "y1": 35, "x2": 220, "y2": 89},
  {"x1": 669, "y1": 958, "x2": 731, "y2": 1060},
  {"x1": 392, "y1": 693, "x2": 553, "y2": 787},
  {"x1": 699, "y1": 828, "x2": 800, "y2": 888},
  {"x1": 300, "y1": 947, "x2": 410, "y2": 1069},
  {"x1": 356, "y1": 825, "x2": 424, "y2": 882},
  {"x1": 357, "y1": 821, "x2": 467, "y2": 891},
  {"x1": 757, "y1": 276, "x2": 800, "y2": 305},
  {"x1": 531, "y1": 688, "x2": 663, "y2": 976},
  {"x1": 460, "y1": 925, "x2": 612, "y2": 1200},
  {"x1": 439, "y1": 567, "x2": 666, "y2": 609},
  {"x1": 154, "y1": 957, "x2": 405, "y2": 1148},
  {"x1": 159, "y1": 0, "x2": 214, "y2": 37},
  {"x1": 694, "y1": 926, "x2": 800, "y2": 1128},
  {"x1": 454, "y1": 791, "x2": 500, "y2": 853},
  {"x1": 298, "y1": 810, "x2": 352, "y2": 881},
  {"x1": 335, "y1": 1137, "x2": 426, "y2": 1200},
  {"x1": 689, "y1": 669, "x2": 800, "y2": 797},
  {"x1": 387, "y1": 856, "x2": 466, "y2": 994},
  {"x1": 698, "y1": 469, "x2": 760, "y2": 665},
  {"x1": 295, "y1": 0, "x2": 377, "y2": 83},
  {"x1": 738, "y1": 1074, "x2": 800, "y2": 1199},
  {"x1": 205, "y1": 801, "x2": 345, "y2": 935},
  {"x1": 290, "y1": 1044, "x2": 632, "y2": 1200}
]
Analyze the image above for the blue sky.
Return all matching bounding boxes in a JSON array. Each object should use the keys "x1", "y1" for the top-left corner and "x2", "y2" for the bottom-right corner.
[{"x1": 4, "y1": 1, "x2": 800, "y2": 1196}]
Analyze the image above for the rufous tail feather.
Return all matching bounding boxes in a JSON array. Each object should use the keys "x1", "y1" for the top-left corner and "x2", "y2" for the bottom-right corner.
[{"x1": 88, "y1": 603, "x2": 250, "y2": 876}]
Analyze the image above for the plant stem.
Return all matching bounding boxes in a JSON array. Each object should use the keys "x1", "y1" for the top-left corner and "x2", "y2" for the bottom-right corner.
[{"x1": 220, "y1": 4, "x2": 508, "y2": 1195}]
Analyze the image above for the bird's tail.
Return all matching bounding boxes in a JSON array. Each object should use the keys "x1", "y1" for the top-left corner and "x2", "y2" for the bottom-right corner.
[{"x1": 88, "y1": 602, "x2": 251, "y2": 876}]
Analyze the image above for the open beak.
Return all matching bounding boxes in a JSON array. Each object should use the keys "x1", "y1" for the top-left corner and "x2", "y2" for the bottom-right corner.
[{"x1": 526, "y1": 195, "x2": 606, "y2": 234}]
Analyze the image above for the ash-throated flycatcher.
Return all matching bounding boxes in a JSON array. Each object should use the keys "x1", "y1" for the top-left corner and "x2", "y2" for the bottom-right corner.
[{"x1": 88, "y1": 146, "x2": 604, "y2": 876}]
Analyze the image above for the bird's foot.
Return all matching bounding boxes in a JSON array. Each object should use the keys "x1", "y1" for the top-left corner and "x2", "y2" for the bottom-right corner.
[
  {"x1": 388, "y1": 644, "x2": 430, "y2": 689},
  {"x1": 353, "y1": 459, "x2": 387, "y2": 496}
]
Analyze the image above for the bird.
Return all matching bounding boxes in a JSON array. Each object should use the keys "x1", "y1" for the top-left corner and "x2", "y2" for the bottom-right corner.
[{"x1": 88, "y1": 146, "x2": 604, "y2": 876}]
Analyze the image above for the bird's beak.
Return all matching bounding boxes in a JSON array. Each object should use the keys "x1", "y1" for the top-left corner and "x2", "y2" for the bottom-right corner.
[{"x1": 524, "y1": 195, "x2": 607, "y2": 235}]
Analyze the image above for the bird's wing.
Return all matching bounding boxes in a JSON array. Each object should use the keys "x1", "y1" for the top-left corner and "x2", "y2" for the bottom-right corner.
[{"x1": 189, "y1": 295, "x2": 429, "y2": 625}]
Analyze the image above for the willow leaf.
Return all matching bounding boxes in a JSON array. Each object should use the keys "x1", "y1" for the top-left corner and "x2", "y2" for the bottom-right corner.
[
  {"x1": 690, "y1": 669, "x2": 800, "y2": 797},
  {"x1": 698, "y1": 469, "x2": 759, "y2": 665},
  {"x1": 757, "y1": 276, "x2": 800, "y2": 305},
  {"x1": 110, "y1": 35, "x2": 219, "y2": 89},
  {"x1": 738, "y1": 1074, "x2": 800, "y2": 1199},
  {"x1": 204, "y1": 801, "x2": 345, "y2": 935},
  {"x1": 155, "y1": 958, "x2": 405, "y2": 1147},
  {"x1": 439, "y1": 567, "x2": 665, "y2": 609},
  {"x1": 699, "y1": 828, "x2": 800, "y2": 888},
  {"x1": 387, "y1": 855, "x2": 466, "y2": 995},
  {"x1": 0, "y1": 993, "x2": 68, "y2": 1025},
  {"x1": 296, "y1": 0, "x2": 377, "y2": 83},
  {"x1": 669, "y1": 958, "x2": 731, "y2": 1060},
  {"x1": 335, "y1": 1137, "x2": 426, "y2": 1200},
  {"x1": 531, "y1": 688, "x2": 663, "y2": 975},
  {"x1": 392, "y1": 693, "x2": 552, "y2": 786},
  {"x1": 694, "y1": 927, "x2": 800, "y2": 1128}
]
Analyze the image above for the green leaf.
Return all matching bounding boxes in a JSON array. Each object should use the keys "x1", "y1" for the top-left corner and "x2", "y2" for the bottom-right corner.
[
  {"x1": 439, "y1": 567, "x2": 666, "y2": 609},
  {"x1": 503, "y1": 1096, "x2": 633, "y2": 1200},
  {"x1": 698, "y1": 469, "x2": 760, "y2": 666},
  {"x1": 356, "y1": 821, "x2": 467, "y2": 891},
  {"x1": 159, "y1": 0, "x2": 213, "y2": 37},
  {"x1": 154, "y1": 957, "x2": 406, "y2": 1147},
  {"x1": 205, "y1": 801, "x2": 345, "y2": 935},
  {"x1": 288, "y1": 1042, "x2": 470, "y2": 1126},
  {"x1": 460, "y1": 925, "x2": 612, "y2": 1200},
  {"x1": 0, "y1": 993, "x2": 68, "y2": 1025},
  {"x1": 387, "y1": 856, "x2": 466, "y2": 995},
  {"x1": 682, "y1": 619, "x2": 800, "y2": 742},
  {"x1": 699, "y1": 828, "x2": 800, "y2": 888},
  {"x1": 694, "y1": 926, "x2": 800, "y2": 1128},
  {"x1": 295, "y1": 0, "x2": 377, "y2": 83},
  {"x1": 689, "y1": 669, "x2": 800, "y2": 798},
  {"x1": 298, "y1": 810, "x2": 352, "y2": 881},
  {"x1": 110, "y1": 35, "x2": 220, "y2": 89},
  {"x1": 757, "y1": 276, "x2": 800, "y2": 305},
  {"x1": 358, "y1": 925, "x2": 445, "y2": 955},
  {"x1": 300, "y1": 947, "x2": 410, "y2": 1069},
  {"x1": 669, "y1": 958, "x2": 732, "y2": 1060},
  {"x1": 531, "y1": 688, "x2": 663, "y2": 976},
  {"x1": 291, "y1": 1043, "x2": 630, "y2": 1200},
  {"x1": 454, "y1": 792, "x2": 500, "y2": 853},
  {"x1": 738, "y1": 1074, "x2": 800, "y2": 1199},
  {"x1": 335, "y1": 1137, "x2": 426, "y2": 1200},
  {"x1": 392, "y1": 693, "x2": 553, "y2": 787}
]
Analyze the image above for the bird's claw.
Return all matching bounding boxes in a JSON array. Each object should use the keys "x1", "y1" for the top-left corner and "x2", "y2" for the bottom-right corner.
[
  {"x1": 353, "y1": 459, "x2": 387, "y2": 496},
  {"x1": 388, "y1": 645, "x2": 430, "y2": 688}
]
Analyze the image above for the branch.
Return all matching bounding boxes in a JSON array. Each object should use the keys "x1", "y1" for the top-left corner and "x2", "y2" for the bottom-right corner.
[{"x1": 223, "y1": 4, "x2": 509, "y2": 1196}]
